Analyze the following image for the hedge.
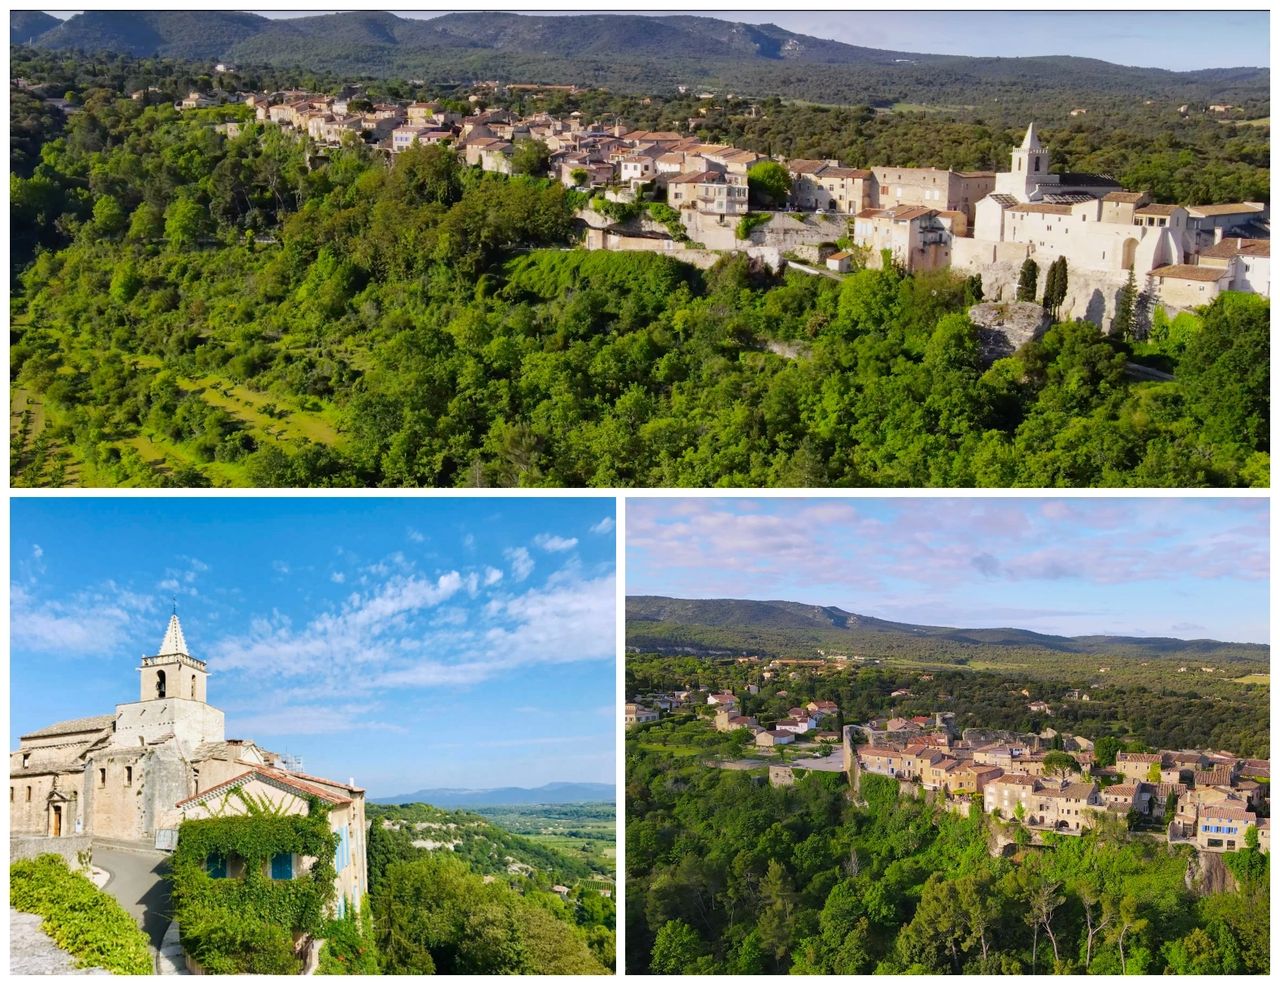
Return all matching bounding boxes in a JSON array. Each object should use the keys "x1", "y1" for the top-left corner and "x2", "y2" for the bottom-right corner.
[
  {"x1": 169, "y1": 794, "x2": 337, "y2": 974},
  {"x1": 10, "y1": 854, "x2": 153, "y2": 974}
]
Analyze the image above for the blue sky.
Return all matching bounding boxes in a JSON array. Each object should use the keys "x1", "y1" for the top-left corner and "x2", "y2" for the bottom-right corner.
[
  {"x1": 43, "y1": 9, "x2": 1269, "y2": 70},
  {"x1": 627, "y1": 497, "x2": 1269, "y2": 643},
  {"x1": 11, "y1": 497, "x2": 616, "y2": 797}
]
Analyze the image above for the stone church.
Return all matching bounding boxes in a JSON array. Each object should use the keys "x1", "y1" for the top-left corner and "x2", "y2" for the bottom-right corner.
[{"x1": 11, "y1": 614, "x2": 368, "y2": 912}]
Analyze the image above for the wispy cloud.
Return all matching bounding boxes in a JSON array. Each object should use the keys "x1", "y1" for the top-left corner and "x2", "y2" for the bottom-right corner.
[
  {"x1": 534, "y1": 533, "x2": 578, "y2": 552},
  {"x1": 590, "y1": 517, "x2": 615, "y2": 535},
  {"x1": 11, "y1": 583, "x2": 153, "y2": 656},
  {"x1": 505, "y1": 546, "x2": 534, "y2": 581}
]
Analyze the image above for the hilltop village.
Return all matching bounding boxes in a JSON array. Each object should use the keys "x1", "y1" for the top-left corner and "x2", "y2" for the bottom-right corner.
[
  {"x1": 627, "y1": 666, "x2": 1270, "y2": 859},
  {"x1": 170, "y1": 79, "x2": 1272, "y2": 324}
]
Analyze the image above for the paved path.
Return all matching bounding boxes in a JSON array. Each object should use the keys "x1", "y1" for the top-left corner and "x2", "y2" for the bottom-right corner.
[
  {"x1": 10, "y1": 909, "x2": 109, "y2": 975},
  {"x1": 94, "y1": 844, "x2": 173, "y2": 951}
]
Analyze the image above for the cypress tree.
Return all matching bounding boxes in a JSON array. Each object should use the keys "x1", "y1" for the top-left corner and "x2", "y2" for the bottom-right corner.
[
  {"x1": 1041, "y1": 258, "x2": 1060, "y2": 311},
  {"x1": 1016, "y1": 258, "x2": 1038, "y2": 302},
  {"x1": 1051, "y1": 256, "x2": 1069, "y2": 314},
  {"x1": 1113, "y1": 268, "x2": 1138, "y2": 338}
]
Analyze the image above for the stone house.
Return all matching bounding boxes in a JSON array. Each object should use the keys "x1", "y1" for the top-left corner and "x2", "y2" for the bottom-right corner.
[
  {"x1": 1195, "y1": 238, "x2": 1270, "y2": 296},
  {"x1": 624, "y1": 703, "x2": 659, "y2": 727},
  {"x1": 756, "y1": 730, "x2": 795, "y2": 748},
  {"x1": 984, "y1": 773, "x2": 1040, "y2": 819},
  {"x1": 1196, "y1": 804, "x2": 1255, "y2": 852},
  {"x1": 1116, "y1": 752, "x2": 1163, "y2": 783},
  {"x1": 177, "y1": 764, "x2": 368, "y2": 916}
]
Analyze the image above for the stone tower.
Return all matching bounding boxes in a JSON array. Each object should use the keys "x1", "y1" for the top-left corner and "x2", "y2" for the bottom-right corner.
[
  {"x1": 139, "y1": 613, "x2": 209, "y2": 703},
  {"x1": 995, "y1": 122, "x2": 1057, "y2": 202},
  {"x1": 114, "y1": 613, "x2": 224, "y2": 752}
]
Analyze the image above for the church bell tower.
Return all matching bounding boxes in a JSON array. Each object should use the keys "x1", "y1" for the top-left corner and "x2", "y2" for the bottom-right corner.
[{"x1": 139, "y1": 613, "x2": 208, "y2": 704}]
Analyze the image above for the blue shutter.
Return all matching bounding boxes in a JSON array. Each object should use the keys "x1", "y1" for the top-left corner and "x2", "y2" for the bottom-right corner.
[
  {"x1": 335, "y1": 825, "x2": 350, "y2": 872},
  {"x1": 207, "y1": 853, "x2": 227, "y2": 879},
  {"x1": 271, "y1": 853, "x2": 293, "y2": 880}
]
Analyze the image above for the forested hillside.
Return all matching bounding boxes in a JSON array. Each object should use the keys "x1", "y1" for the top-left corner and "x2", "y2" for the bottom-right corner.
[
  {"x1": 16, "y1": 11, "x2": 1268, "y2": 111},
  {"x1": 626, "y1": 720, "x2": 1269, "y2": 974},
  {"x1": 10, "y1": 51, "x2": 1270, "y2": 488},
  {"x1": 354, "y1": 802, "x2": 615, "y2": 973}
]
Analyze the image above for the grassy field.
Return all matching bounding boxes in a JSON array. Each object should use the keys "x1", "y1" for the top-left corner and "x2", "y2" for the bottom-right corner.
[
  {"x1": 470, "y1": 803, "x2": 616, "y2": 878},
  {"x1": 1233, "y1": 673, "x2": 1270, "y2": 685}
]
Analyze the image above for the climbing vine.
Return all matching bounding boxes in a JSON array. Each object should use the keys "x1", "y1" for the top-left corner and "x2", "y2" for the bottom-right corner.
[{"x1": 169, "y1": 794, "x2": 338, "y2": 973}]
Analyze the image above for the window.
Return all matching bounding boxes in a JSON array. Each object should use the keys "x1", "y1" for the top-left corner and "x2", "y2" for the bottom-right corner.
[
  {"x1": 22, "y1": 753, "x2": 30, "y2": 768},
  {"x1": 270, "y1": 853, "x2": 294, "y2": 880},
  {"x1": 125, "y1": 766, "x2": 133, "y2": 787},
  {"x1": 9, "y1": 787, "x2": 13, "y2": 803},
  {"x1": 26, "y1": 786, "x2": 32, "y2": 802},
  {"x1": 99, "y1": 768, "x2": 106, "y2": 786},
  {"x1": 206, "y1": 853, "x2": 228, "y2": 879}
]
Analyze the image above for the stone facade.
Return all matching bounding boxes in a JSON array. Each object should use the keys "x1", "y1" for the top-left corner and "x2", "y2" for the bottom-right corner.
[{"x1": 10, "y1": 615, "x2": 367, "y2": 916}]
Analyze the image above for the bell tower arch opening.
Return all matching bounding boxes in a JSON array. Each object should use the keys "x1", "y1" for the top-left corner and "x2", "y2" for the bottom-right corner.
[{"x1": 156, "y1": 669, "x2": 167, "y2": 699}]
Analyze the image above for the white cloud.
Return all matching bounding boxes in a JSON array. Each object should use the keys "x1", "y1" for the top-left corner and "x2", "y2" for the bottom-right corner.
[
  {"x1": 32, "y1": 544, "x2": 43, "y2": 559},
  {"x1": 330, "y1": 571, "x2": 346, "y2": 584},
  {"x1": 407, "y1": 528, "x2": 426, "y2": 544},
  {"x1": 505, "y1": 547, "x2": 534, "y2": 581},
  {"x1": 534, "y1": 533, "x2": 578, "y2": 552},
  {"x1": 11, "y1": 583, "x2": 152, "y2": 657},
  {"x1": 590, "y1": 517, "x2": 615, "y2": 535},
  {"x1": 483, "y1": 566, "x2": 503, "y2": 586}
]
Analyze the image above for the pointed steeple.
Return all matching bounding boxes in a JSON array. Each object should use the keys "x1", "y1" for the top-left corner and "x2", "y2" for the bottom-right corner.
[
  {"x1": 1021, "y1": 122, "x2": 1043, "y2": 151},
  {"x1": 158, "y1": 613, "x2": 189, "y2": 657}
]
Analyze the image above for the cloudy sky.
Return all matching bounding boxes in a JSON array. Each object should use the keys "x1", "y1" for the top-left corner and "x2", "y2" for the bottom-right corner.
[
  {"x1": 627, "y1": 497, "x2": 1269, "y2": 643},
  {"x1": 11, "y1": 497, "x2": 616, "y2": 796},
  {"x1": 43, "y1": 9, "x2": 1269, "y2": 70}
]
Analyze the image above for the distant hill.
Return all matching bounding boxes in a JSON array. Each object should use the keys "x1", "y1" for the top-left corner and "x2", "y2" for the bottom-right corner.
[
  {"x1": 14, "y1": 11, "x2": 1267, "y2": 107},
  {"x1": 627, "y1": 595, "x2": 1269, "y2": 662},
  {"x1": 10, "y1": 11, "x2": 60, "y2": 45},
  {"x1": 373, "y1": 781, "x2": 614, "y2": 807}
]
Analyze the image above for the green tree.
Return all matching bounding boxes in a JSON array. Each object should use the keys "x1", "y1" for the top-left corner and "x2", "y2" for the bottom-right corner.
[
  {"x1": 511, "y1": 138, "x2": 552, "y2": 177},
  {"x1": 1042, "y1": 750, "x2": 1081, "y2": 779},
  {"x1": 1113, "y1": 267, "x2": 1138, "y2": 339},
  {"x1": 650, "y1": 919, "x2": 704, "y2": 974},
  {"x1": 746, "y1": 160, "x2": 791, "y2": 208},
  {"x1": 1016, "y1": 257, "x2": 1039, "y2": 302},
  {"x1": 164, "y1": 197, "x2": 208, "y2": 248},
  {"x1": 1094, "y1": 736, "x2": 1122, "y2": 768},
  {"x1": 91, "y1": 194, "x2": 127, "y2": 237}
]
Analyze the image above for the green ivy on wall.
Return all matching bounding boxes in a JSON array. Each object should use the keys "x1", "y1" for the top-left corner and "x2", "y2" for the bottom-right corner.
[{"x1": 169, "y1": 794, "x2": 338, "y2": 974}]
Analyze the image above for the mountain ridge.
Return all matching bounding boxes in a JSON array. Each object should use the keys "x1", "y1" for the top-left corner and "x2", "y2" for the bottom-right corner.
[
  {"x1": 372, "y1": 781, "x2": 614, "y2": 807},
  {"x1": 627, "y1": 595, "x2": 1268, "y2": 656},
  {"x1": 13, "y1": 11, "x2": 1266, "y2": 107}
]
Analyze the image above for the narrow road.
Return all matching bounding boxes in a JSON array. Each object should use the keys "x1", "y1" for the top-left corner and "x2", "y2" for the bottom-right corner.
[{"x1": 94, "y1": 844, "x2": 173, "y2": 952}]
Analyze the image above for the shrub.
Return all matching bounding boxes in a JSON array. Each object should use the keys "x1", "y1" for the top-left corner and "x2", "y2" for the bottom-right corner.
[
  {"x1": 317, "y1": 897, "x2": 380, "y2": 974},
  {"x1": 735, "y1": 212, "x2": 771, "y2": 241},
  {"x1": 10, "y1": 854, "x2": 153, "y2": 974}
]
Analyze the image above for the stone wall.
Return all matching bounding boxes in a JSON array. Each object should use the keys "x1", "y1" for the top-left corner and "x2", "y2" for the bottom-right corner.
[
  {"x1": 953, "y1": 239, "x2": 1132, "y2": 331},
  {"x1": 11, "y1": 833, "x2": 93, "y2": 870}
]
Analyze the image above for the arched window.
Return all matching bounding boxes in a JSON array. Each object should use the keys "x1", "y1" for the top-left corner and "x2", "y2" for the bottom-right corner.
[{"x1": 156, "y1": 670, "x2": 166, "y2": 699}]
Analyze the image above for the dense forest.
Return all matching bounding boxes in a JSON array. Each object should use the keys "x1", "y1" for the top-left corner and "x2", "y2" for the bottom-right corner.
[
  {"x1": 626, "y1": 718, "x2": 1269, "y2": 974},
  {"x1": 626, "y1": 654, "x2": 1269, "y2": 760},
  {"x1": 10, "y1": 51, "x2": 1271, "y2": 488},
  {"x1": 316, "y1": 803, "x2": 617, "y2": 974}
]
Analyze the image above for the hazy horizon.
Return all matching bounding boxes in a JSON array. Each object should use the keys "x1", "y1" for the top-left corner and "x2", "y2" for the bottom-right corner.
[{"x1": 627, "y1": 498, "x2": 1270, "y2": 644}]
